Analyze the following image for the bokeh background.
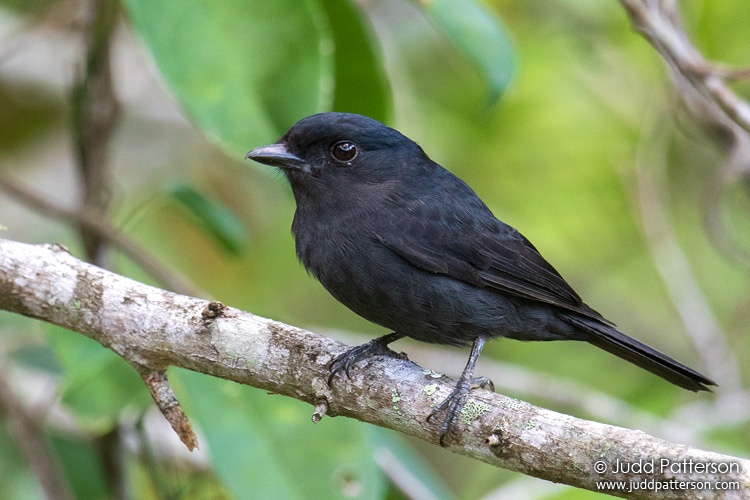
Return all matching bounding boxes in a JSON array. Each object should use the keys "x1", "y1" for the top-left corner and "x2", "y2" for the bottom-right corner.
[{"x1": 0, "y1": 0, "x2": 748, "y2": 498}]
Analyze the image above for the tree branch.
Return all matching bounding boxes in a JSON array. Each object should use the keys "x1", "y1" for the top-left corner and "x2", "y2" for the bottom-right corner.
[
  {"x1": 633, "y1": 109, "x2": 741, "y2": 391},
  {"x1": 618, "y1": 0, "x2": 750, "y2": 136},
  {"x1": 0, "y1": 176, "x2": 203, "y2": 298},
  {"x1": 617, "y1": 0, "x2": 750, "y2": 265},
  {"x1": 72, "y1": 0, "x2": 121, "y2": 265},
  {"x1": 0, "y1": 238, "x2": 747, "y2": 498}
]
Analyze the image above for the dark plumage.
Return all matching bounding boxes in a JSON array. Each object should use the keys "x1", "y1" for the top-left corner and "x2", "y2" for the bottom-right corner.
[{"x1": 246, "y1": 112, "x2": 715, "y2": 445}]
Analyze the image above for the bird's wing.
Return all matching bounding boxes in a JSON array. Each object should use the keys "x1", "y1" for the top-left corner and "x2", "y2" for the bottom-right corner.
[{"x1": 374, "y1": 200, "x2": 612, "y2": 324}]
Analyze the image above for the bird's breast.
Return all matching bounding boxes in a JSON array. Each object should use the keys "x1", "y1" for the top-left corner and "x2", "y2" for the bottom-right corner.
[{"x1": 292, "y1": 209, "x2": 381, "y2": 290}]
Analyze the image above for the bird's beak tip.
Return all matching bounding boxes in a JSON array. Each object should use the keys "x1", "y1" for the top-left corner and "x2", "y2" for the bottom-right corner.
[{"x1": 245, "y1": 143, "x2": 304, "y2": 170}]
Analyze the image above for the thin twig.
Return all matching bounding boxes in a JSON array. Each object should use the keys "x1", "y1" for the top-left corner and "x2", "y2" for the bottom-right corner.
[
  {"x1": 0, "y1": 176, "x2": 204, "y2": 298},
  {"x1": 632, "y1": 108, "x2": 741, "y2": 391},
  {"x1": 719, "y1": 67, "x2": 750, "y2": 81},
  {"x1": 71, "y1": 0, "x2": 121, "y2": 265},
  {"x1": 618, "y1": 0, "x2": 750, "y2": 136},
  {"x1": 618, "y1": 0, "x2": 750, "y2": 265},
  {"x1": 137, "y1": 368, "x2": 198, "y2": 451}
]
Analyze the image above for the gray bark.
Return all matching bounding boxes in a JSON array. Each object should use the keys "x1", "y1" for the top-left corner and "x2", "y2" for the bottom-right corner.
[{"x1": 0, "y1": 238, "x2": 747, "y2": 498}]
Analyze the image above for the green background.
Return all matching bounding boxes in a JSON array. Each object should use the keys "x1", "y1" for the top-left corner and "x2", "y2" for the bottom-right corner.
[{"x1": 0, "y1": 0, "x2": 748, "y2": 498}]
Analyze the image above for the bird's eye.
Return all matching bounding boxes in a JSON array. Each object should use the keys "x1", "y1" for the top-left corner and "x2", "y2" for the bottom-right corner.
[{"x1": 331, "y1": 141, "x2": 358, "y2": 163}]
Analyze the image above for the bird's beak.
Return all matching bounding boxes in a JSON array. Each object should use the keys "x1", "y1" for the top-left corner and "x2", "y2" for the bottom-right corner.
[{"x1": 245, "y1": 143, "x2": 304, "y2": 170}]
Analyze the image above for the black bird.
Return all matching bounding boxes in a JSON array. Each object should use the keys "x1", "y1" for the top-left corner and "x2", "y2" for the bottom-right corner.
[{"x1": 246, "y1": 112, "x2": 715, "y2": 445}]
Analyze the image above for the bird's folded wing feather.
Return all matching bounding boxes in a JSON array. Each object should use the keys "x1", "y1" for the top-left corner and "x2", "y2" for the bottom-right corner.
[{"x1": 374, "y1": 207, "x2": 612, "y2": 324}]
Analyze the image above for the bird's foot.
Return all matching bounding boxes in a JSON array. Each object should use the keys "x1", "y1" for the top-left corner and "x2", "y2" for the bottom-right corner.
[
  {"x1": 427, "y1": 378, "x2": 472, "y2": 446},
  {"x1": 428, "y1": 376, "x2": 494, "y2": 446},
  {"x1": 471, "y1": 376, "x2": 495, "y2": 392},
  {"x1": 328, "y1": 332, "x2": 404, "y2": 387}
]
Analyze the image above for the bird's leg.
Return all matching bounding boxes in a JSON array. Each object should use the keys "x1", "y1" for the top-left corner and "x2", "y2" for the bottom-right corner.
[
  {"x1": 328, "y1": 332, "x2": 405, "y2": 386},
  {"x1": 427, "y1": 337, "x2": 486, "y2": 446}
]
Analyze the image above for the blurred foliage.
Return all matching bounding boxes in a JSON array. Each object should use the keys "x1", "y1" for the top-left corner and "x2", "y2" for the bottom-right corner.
[
  {"x1": 0, "y1": 0, "x2": 748, "y2": 499},
  {"x1": 122, "y1": 0, "x2": 332, "y2": 154},
  {"x1": 168, "y1": 182, "x2": 249, "y2": 256},
  {"x1": 0, "y1": 83, "x2": 63, "y2": 151},
  {"x1": 410, "y1": 0, "x2": 515, "y2": 105}
]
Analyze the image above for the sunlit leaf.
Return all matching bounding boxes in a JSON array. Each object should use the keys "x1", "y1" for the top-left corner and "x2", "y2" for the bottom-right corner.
[
  {"x1": 9, "y1": 345, "x2": 61, "y2": 373},
  {"x1": 370, "y1": 429, "x2": 454, "y2": 500},
  {"x1": 122, "y1": 0, "x2": 333, "y2": 156},
  {"x1": 321, "y1": 0, "x2": 392, "y2": 122},
  {"x1": 0, "y1": 0, "x2": 56, "y2": 14},
  {"x1": 412, "y1": 0, "x2": 515, "y2": 105},
  {"x1": 51, "y1": 436, "x2": 109, "y2": 499},
  {"x1": 169, "y1": 183, "x2": 249, "y2": 256},
  {"x1": 48, "y1": 326, "x2": 150, "y2": 428},
  {"x1": 176, "y1": 369, "x2": 386, "y2": 500}
]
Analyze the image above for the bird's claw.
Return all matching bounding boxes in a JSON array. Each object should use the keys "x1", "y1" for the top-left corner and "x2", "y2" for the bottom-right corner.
[
  {"x1": 428, "y1": 376, "x2": 494, "y2": 446},
  {"x1": 427, "y1": 379, "x2": 470, "y2": 446},
  {"x1": 327, "y1": 337, "x2": 398, "y2": 387},
  {"x1": 471, "y1": 376, "x2": 495, "y2": 392}
]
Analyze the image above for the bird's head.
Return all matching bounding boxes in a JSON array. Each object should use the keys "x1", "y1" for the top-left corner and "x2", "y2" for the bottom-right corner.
[{"x1": 245, "y1": 112, "x2": 430, "y2": 200}]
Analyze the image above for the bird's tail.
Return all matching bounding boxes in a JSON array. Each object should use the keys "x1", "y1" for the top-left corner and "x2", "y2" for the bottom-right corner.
[{"x1": 561, "y1": 314, "x2": 716, "y2": 392}]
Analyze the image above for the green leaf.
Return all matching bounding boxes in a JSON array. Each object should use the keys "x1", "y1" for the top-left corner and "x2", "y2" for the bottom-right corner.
[
  {"x1": 370, "y1": 429, "x2": 455, "y2": 500},
  {"x1": 50, "y1": 435, "x2": 109, "y2": 500},
  {"x1": 9, "y1": 345, "x2": 61, "y2": 374},
  {"x1": 122, "y1": 0, "x2": 334, "y2": 155},
  {"x1": 320, "y1": 0, "x2": 392, "y2": 122},
  {"x1": 48, "y1": 326, "x2": 150, "y2": 430},
  {"x1": 0, "y1": 0, "x2": 56, "y2": 14},
  {"x1": 175, "y1": 369, "x2": 386, "y2": 500},
  {"x1": 412, "y1": 0, "x2": 515, "y2": 105},
  {"x1": 169, "y1": 183, "x2": 249, "y2": 255}
]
